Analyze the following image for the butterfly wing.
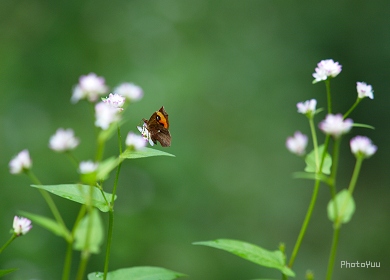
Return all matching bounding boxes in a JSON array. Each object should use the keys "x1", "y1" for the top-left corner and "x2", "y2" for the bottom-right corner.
[{"x1": 144, "y1": 107, "x2": 171, "y2": 147}]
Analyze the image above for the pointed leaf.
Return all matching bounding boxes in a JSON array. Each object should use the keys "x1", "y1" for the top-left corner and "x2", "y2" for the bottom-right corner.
[
  {"x1": 18, "y1": 211, "x2": 70, "y2": 240},
  {"x1": 194, "y1": 239, "x2": 295, "y2": 277},
  {"x1": 327, "y1": 189, "x2": 356, "y2": 224},
  {"x1": 305, "y1": 145, "x2": 332, "y2": 174},
  {"x1": 352, "y1": 123, "x2": 375, "y2": 130},
  {"x1": 74, "y1": 208, "x2": 104, "y2": 254},
  {"x1": 0, "y1": 268, "x2": 18, "y2": 277},
  {"x1": 88, "y1": 266, "x2": 186, "y2": 280},
  {"x1": 31, "y1": 184, "x2": 115, "y2": 212},
  {"x1": 120, "y1": 147, "x2": 175, "y2": 159}
]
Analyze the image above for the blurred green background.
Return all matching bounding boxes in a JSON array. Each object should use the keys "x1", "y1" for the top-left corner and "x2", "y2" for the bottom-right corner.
[{"x1": 1, "y1": 1, "x2": 389, "y2": 279}]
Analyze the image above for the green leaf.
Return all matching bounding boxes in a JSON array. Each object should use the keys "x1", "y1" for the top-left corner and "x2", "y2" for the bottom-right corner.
[
  {"x1": 293, "y1": 172, "x2": 330, "y2": 184},
  {"x1": 87, "y1": 266, "x2": 186, "y2": 280},
  {"x1": 31, "y1": 184, "x2": 115, "y2": 212},
  {"x1": 120, "y1": 147, "x2": 175, "y2": 159},
  {"x1": 0, "y1": 268, "x2": 18, "y2": 277},
  {"x1": 352, "y1": 123, "x2": 375, "y2": 130},
  {"x1": 194, "y1": 239, "x2": 295, "y2": 277},
  {"x1": 96, "y1": 156, "x2": 122, "y2": 181},
  {"x1": 74, "y1": 208, "x2": 104, "y2": 254},
  {"x1": 304, "y1": 145, "x2": 332, "y2": 175},
  {"x1": 18, "y1": 211, "x2": 71, "y2": 240},
  {"x1": 327, "y1": 189, "x2": 356, "y2": 224}
]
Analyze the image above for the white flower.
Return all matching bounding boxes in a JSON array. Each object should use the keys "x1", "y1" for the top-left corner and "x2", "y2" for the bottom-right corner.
[
  {"x1": 350, "y1": 136, "x2": 377, "y2": 158},
  {"x1": 312, "y1": 59, "x2": 342, "y2": 82},
  {"x1": 319, "y1": 114, "x2": 353, "y2": 138},
  {"x1": 9, "y1": 150, "x2": 32, "y2": 174},
  {"x1": 71, "y1": 85, "x2": 85, "y2": 103},
  {"x1": 49, "y1": 128, "x2": 79, "y2": 152},
  {"x1": 297, "y1": 99, "x2": 317, "y2": 115},
  {"x1": 137, "y1": 123, "x2": 154, "y2": 146},
  {"x1": 114, "y1": 83, "x2": 143, "y2": 102},
  {"x1": 13, "y1": 216, "x2": 32, "y2": 236},
  {"x1": 71, "y1": 73, "x2": 108, "y2": 103},
  {"x1": 103, "y1": 93, "x2": 125, "y2": 109},
  {"x1": 95, "y1": 102, "x2": 121, "y2": 130},
  {"x1": 126, "y1": 132, "x2": 147, "y2": 150},
  {"x1": 286, "y1": 131, "x2": 308, "y2": 156},
  {"x1": 356, "y1": 82, "x2": 374, "y2": 99},
  {"x1": 79, "y1": 161, "x2": 98, "y2": 174}
]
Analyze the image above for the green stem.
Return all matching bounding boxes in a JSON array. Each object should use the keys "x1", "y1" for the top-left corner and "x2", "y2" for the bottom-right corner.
[
  {"x1": 0, "y1": 234, "x2": 17, "y2": 254},
  {"x1": 343, "y1": 98, "x2": 361, "y2": 119},
  {"x1": 62, "y1": 241, "x2": 73, "y2": 280},
  {"x1": 96, "y1": 137, "x2": 105, "y2": 162},
  {"x1": 76, "y1": 252, "x2": 89, "y2": 280},
  {"x1": 328, "y1": 138, "x2": 341, "y2": 223},
  {"x1": 309, "y1": 117, "x2": 319, "y2": 172},
  {"x1": 103, "y1": 125, "x2": 123, "y2": 280},
  {"x1": 26, "y1": 170, "x2": 70, "y2": 241},
  {"x1": 325, "y1": 79, "x2": 332, "y2": 114},
  {"x1": 62, "y1": 206, "x2": 86, "y2": 280},
  {"x1": 65, "y1": 151, "x2": 80, "y2": 168},
  {"x1": 104, "y1": 210, "x2": 114, "y2": 279},
  {"x1": 348, "y1": 157, "x2": 363, "y2": 196},
  {"x1": 288, "y1": 180, "x2": 320, "y2": 268},
  {"x1": 76, "y1": 187, "x2": 94, "y2": 280},
  {"x1": 330, "y1": 138, "x2": 341, "y2": 185},
  {"x1": 325, "y1": 138, "x2": 351, "y2": 280},
  {"x1": 287, "y1": 135, "x2": 330, "y2": 271},
  {"x1": 326, "y1": 226, "x2": 340, "y2": 280}
]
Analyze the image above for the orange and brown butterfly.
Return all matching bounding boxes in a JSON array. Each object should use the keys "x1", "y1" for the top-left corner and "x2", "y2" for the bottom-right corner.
[{"x1": 138, "y1": 106, "x2": 171, "y2": 147}]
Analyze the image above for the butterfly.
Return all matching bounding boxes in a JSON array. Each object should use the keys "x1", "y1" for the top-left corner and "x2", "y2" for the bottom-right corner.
[{"x1": 138, "y1": 106, "x2": 171, "y2": 147}]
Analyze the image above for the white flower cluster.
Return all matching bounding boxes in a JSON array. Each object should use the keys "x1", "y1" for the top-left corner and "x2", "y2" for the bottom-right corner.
[{"x1": 286, "y1": 59, "x2": 377, "y2": 159}]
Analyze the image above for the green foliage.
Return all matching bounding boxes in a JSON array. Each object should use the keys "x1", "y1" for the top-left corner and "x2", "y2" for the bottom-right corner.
[
  {"x1": 87, "y1": 266, "x2": 186, "y2": 280},
  {"x1": 352, "y1": 123, "x2": 375, "y2": 130},
  {"x1": 304, "y1": 145, "x2": 332, "y2": 175},
  {"x1": 30, "y1": 184, "x2": 115, "y2": 212},
  {"x1": 121, "y1": 147, "x2": 175, "y2": 159},
  {"x1": 194, "y1": 239, "x2": 295, "y2": 277},
  {"x1": 0, "y1": 268, "x2": 18, "y2": 278},
  {"x1": 74, "y1": 208, "x2": 104, "y2": 254},
  {"x1": 18, "y1": 211, "x2": 70, "y2": 240},
  {"x1": 327, "y1": 189, "x2": 356, "y2": 224}
]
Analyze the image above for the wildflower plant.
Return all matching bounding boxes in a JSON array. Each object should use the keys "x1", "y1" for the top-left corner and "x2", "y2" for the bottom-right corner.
[
  {"x1": 195, "y1": 59, "x2": 377, "y2": 279},
  {"x1": 6, "y1": 74, "x2": 184, "y2": 280}
]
